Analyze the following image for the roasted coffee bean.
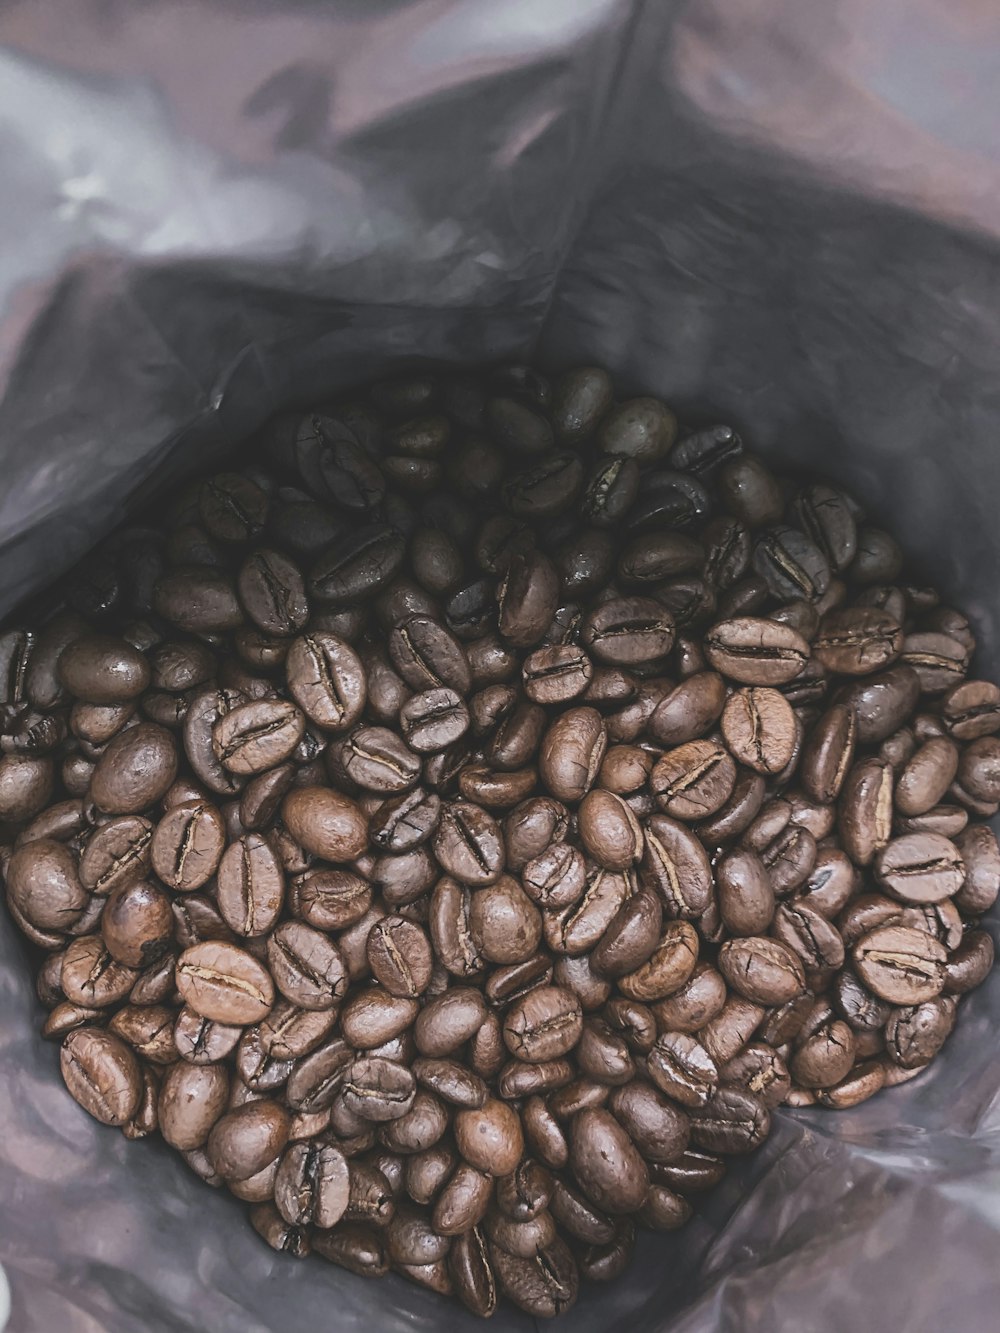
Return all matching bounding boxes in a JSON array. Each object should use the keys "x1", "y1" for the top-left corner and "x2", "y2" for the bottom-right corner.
[
  {"x1": 853, "y1": 925, "x2": 947, "y2": 1004},
  {"x1": 159, "y1": 1061, "x2": 230, "y2": 1149},
  {"x1": 285, "y1": 632, "x2": 366, "y2": 732},
  {"x1": 894, "y1": 738, "x2": 960, "y2": 817},
  {"x1": 366, "y1": 916, "x2": 434, "y2": 997},
  {"x1": 308, "y1": 526, "x2": 406, "y2": 607},
  {"x1": 267, "y1": 921, "x2": 346, "y2": 1010},
  {"x1": 581, "y1": 597, "x2": 674, "y2": 667},
  {"x1": 752, "y1": 524, "x2": 831, "y2": 602},
  {"x1": 772, "y1": 901, "x2": 846, "y2": 973},
  {"x1": 544, "y1": 867, "x2": 630, "y2": 957},
  {"x1": 60, "y1": 1027, "x2": 141, "y2": 1126},
  {"x1": 282, "y1": 786, "x2": 367, "y2": 862},
  {"x1": 839, "y1": 665, "x2": 921, "y2": 744},
  {"x1": 720, "y1": 1042, "x2": 791, "y2": 1109},
  {"x1": 625, "y1": 469, "x2": 709, "y2": 533},
  {"x1": 577, "y1": 789, "x2": 642, "y2": 871},
  {"x1": 690, "y1": 1085, "x2": 770, "y2": 1153},
  {"x1": 944, "y1": 930, "x2": 995, "y2": 994},
  {"x1": 799, "y1": 702, "x2": 856, "y2": 804},
  {"x1": 539, "y1": 707, "x2": 607, "y2": 803},
  {"x1": 101, "y1": 879, "x2": 173, "y2": 968},
  {"x1": 522, "y1": 645, "x2": 593, "y2": 705},
  {"x1": 790, "y1": 1019, "x2": 855, "y2": 1089},
  {"x1": 7, "y1": 838, "x2": 89, "y2": 931},
  {"x1": 651, "y1": 740, "x2": 736, "y2": 819},
  {"x1": 720, "y1": 687, "x2": 796, "y2": 775},
  {"x1": 718, "y1": 937, "x2": 806, "y2": 1005},
  {"x1": 813, "y1": 608, "x2": 901, "y2": 676},
  {"x1": 569, "y1": 1107, "x2": 648, "y2": 1214},
  {"x1": 647, "y1": 1031, "x2": 718, "y2": 1108},
  {"x1": 839, "y1": 756, "x2": 894, "y2": 866},
  {"x1": 716, "y1": 846, "x2": 774, "y2": 936},
  {"x1": 640, "y1": 815, "x2": 713, "y2": 918},
  {"x1": 704, "y1": 617, "x2": 809, "y2": 685},
  {"x1": 150, "y1": 800, "x2": 225, "y2": 892},
  {"x1": 485, "y1": 954, "x2": 553, "y2": 1009},
  {"x1": 502, "y1": 986, "x2": 583, "y2": 1063},
  {"x1": 433, "y1": 800, "x2": 504, "y2": 885},
  {"x1": 874, "y1": 832, "x2": 965, "y2": 904},
  {"x1": 454, "y1": 1098, "x2": 524, "y2": 1177},
  {"x1": 90, "y1": 722, "x2": 178, "y2": 814},
  {"x1": 953, "y1": 824, "x2": 1000, "y2": 914},
  {"x1": 941, "y1": 680, "x2": 1000, "y2": 740},
  {"x1": 176, "y1": 941, "x2": 274, "y2": 1025},
  {"x1": 61, "y1": 935, "x2": 138, "y2": 1008},
  {"x1": 698, "y1": 996, "x2": 766, "y2": 1066}
]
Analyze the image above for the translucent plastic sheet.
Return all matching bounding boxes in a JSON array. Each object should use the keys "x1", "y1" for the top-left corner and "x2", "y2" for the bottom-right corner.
[{"x1": 1, "y1": 2, "x2": 999, "y2": 1329}]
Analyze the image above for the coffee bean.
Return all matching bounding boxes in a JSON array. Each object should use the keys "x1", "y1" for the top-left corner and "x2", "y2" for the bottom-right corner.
[
  {"x1": 874, "y1": 832, "x2": 965, "y2": 904},
  {"x1": 415, "y1": 987, "x2": 488, "y2": 1058},
  {"x1": 90, "y1": 722, "x2": 178, "y2": 814},
  {"x1": 651, "y1": 740, "x2": 736, "y2": 819},
  {"x1": 216, "y1": 833, "x2": 285, "y2": 937},
  {"x1": 704, "y1": 617, "x2": 809, "y2": 685},
  {"x1": 581, "y1": 597, "x2": 675, "y2": 667},
  {"x1": 366, "y1": 916, "x2": 433, "y2": 997},
  {"x1": 720, "y1": 687, "x2": 796, "y2": 775},
  {"x1": 266, "y1": 921, "x2": 346, "y2": 1010},
  {"x1": 285, "y1": 632, "x2": 366, "y2": 732},
  {"x1": 176, "y1": 940, "x2": 275, "y2": 1024},
  {"x1": 282, "y1": 786, "x2": 367, "y2": 862},
  {"x1": 101, "y1": 879, "x2": 173, "y2": 968},
  {"x1": 536, "y1": 708, "x2": 606, "y2": 805},
  {"x1": 839, "y1": 756, "x2": 894, "y2": 866},
  {"x1": 569, "y1": 1107, "x2": 648, "y2": 1214},
  {"x1": 853, "y1": 925, "x2": 947, "y2": 1003},
  {"x1": 790, "y1": 1019, "x2": 855, "y2": 1089},
  {"x1": 718, "y1": 937, "x2": 806, "y2": 1005},
  {"x1": 150, "y1": 800, "x2": 225, "y2": 891},
  {"x1": 433, "y1": 800, "x2": 504, "y2": 885},
  {"x1": 455, "y1": 1099, "x2": 523, "y2": 1177},
  {"x1": 691, "y1": 1086, "x2": 770, "y2": 1153},
  {"x1": 577, "y1": 789, "x2": 642, "y2": 871},
  {"x1": 60, "y1": 1027, "x2": 141, "y2": 1126}
]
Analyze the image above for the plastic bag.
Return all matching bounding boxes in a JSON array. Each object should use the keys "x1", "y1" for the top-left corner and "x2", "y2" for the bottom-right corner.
[{"x1": 1, "y1": 2, "x2": 999, "y2": 1329}]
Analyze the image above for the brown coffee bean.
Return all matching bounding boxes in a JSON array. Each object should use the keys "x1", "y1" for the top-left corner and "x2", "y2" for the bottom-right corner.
[
  {"x1": 716, "y1": 846, "x2": 774, "y2": 937},
  {"x1": 455, "y1": 1099, "x2": 524, "y2": 1176},
  {"x1": 690, "y1": 1086, "x2": 770, "y2": 1153},
  {"x1": 415, "y1": 987, "x2": 488, "y2": 1058},
  {"x1": 651, "y1": 740, "x2": 736, "y2": 819},
  {"x1": 539, "y1": 707, "x2": 607, "y2": 803},
  {"x1": 590, "y1": 890, "x2": 662, "y2": 979},
  {"x1": 812, "y1": 608, "x2": 901, "y2": 675},
  {"x1": 791, "y1": 1019, "x2": 856, "y2": 1089},
  {"x1": 90, "y1": 722, "x2": 178, "y2": 814},
  {"x1": 502, "y1": 986, "x2": 583, "y2": 1062},
  {"x1": 216, "y1": 833, "x2": 285, "y2": 937},
  {"x1": 718, "y1": 937, "x2": 806, "y2": 1005},
  {"x1": 61, "y1": 935, "x2": 138, "y2": 1008},
  {"x1": 944, "y1": 930, "x2": 995, "y2": 994},
  {"x1": 543, "y1": 867, "x2": 630, "y2": 957},
  {"x1": 581, "y1": 597, "x2": 675, "y2": 667},
  {"x1": 608, "y1": 1080, "x2": 689, "y2": 1163},
  {"x1": 433, "y1": 800, "x2": 504, "y2": 886},
  {"x1": 266, "y1": 921, "x2": 346, "y2": 1010},
  {"x1": 159, "y1": 1060, "x2": 230, "y2": 1148},
  {"x1": 720, "y1": 687, "x2": 796, "y2": 775},
  {"x1": 340, "y1": 988, "x2": 419, "y2": 1049},
  {"x1": 640, "y1": 815, "x2": 713, "y2": 918},
  {"x1": 577, "y1": 789, "x2": 642, "y2": 871},
  {"x1": 101, "y1": 879, "x2": 173, "y2": 968},
  {"x1": 207, "y1": 1099, "x2": 290, "y2": 1180},
  {"x1": 853, "y1": 925, "x2": 947, "y2": 1003},
  {"x1": 176, "y1": 940, "x2": 275, "y2": 1024},
  {"x1": 647, "y1": 1031, "x2": 718, "y2": 1107},
  {"x1": 366, "y1": 916, "x2": 434, "y2": 997},
  {"x1": 6, "y1": 838, "x2": 89, "y2": 931},
  {"x1": 839, "y1": 756, "x2": 894, "y2": 866},
  {"x1": 704, "y1": 618, "x2": 809, "y2": 685},
  {"x1": 569, "y1": 1107, "x2": 648, "y2": 1214},
  {"x1": 522, "y1": 843, "x2": 586, "y2": 911},
  {"x1": 150, "y1": 800, "x2": 225, "y2": 892},
  {"x1": 213, "y1": 699, "x2": 305, "y2": 775},
  {"x1": 282, "y1": 786, "x2": 367, "y2": 862},
  {"x1": 60, "y1": 1027, "x2": 141, "y2": 1126},
  {"x1": 874, "y1": 833, "x2": 965, "y2": 904}
]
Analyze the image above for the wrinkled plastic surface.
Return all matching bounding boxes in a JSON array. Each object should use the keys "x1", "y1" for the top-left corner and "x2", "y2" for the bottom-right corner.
[{"x1": 2, "y1": 2, "x2": 1000, "y2": 1330}]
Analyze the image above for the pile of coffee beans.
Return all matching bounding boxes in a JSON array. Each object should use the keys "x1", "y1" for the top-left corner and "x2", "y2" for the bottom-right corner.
[{"x1": 3, "y1": 363, "x2": 998, "y2": 1318}]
